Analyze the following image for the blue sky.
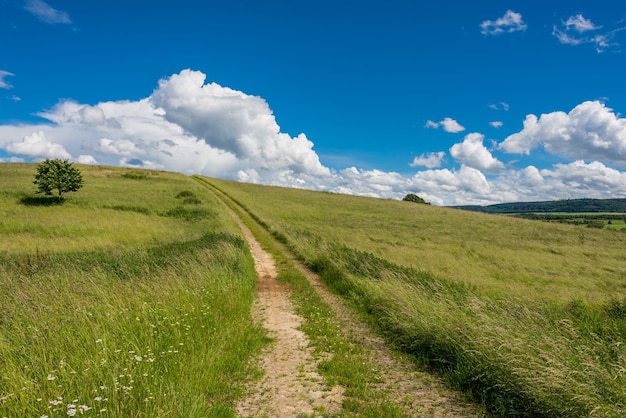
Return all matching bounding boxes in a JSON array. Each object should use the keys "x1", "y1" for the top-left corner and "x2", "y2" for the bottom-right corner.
[{"x1": 2, "y1": 0, "x2": 626, "y2": 205}]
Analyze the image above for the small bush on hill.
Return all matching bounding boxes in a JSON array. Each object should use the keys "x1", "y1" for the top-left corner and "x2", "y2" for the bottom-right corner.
[{"x1": 402, "y1": 193, "x2": 429, "y2": 204}]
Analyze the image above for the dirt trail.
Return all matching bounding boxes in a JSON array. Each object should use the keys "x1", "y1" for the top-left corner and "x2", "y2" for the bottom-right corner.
[
  {"x1": 234, "y1": 217, "x2": 344, "y2": 417},
  {"x1": 288, "y1": 256, "x2": 484, "y2": 417},
  {"x1": 219, "y1": 198, "x2": 484, "y2": 417}
]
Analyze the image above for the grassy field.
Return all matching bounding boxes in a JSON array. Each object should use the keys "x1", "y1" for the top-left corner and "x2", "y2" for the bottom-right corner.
[
  {"x1": 206, "y1": 177, "x2": 626, "y2": 417},
  {"x1": 5, "y1": 161, "x2": 626, "y2": 416},
  {"x1": 0, "y1": 164, "x2": 266, "y2": 417}
]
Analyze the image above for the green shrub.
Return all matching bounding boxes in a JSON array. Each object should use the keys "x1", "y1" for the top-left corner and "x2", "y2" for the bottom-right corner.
[
  {"x1": 121, "y1": 171, "x2": 149, "y2": 180},
  {"x1": 162, "y1": 206, "x2": 212, "y2": 221},
  {"x1": 176, "y1": 190, "x2": 196, "y2": 198}
]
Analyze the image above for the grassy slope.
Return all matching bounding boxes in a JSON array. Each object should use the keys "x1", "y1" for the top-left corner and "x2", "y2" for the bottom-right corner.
[
  {"x1": 0, "y1": 164, "x2": 266, "y2": 417},
  {"x1": 207, "y1": 177, "x2": 626, "y2": 417}
]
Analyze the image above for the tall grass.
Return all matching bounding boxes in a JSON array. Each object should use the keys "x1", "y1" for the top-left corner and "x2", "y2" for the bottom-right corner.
[
  {"x1": 206, "y1": 177, "x2": 626, "y2": 417},
  {"x1": 195, "y1": 178, "x2": 429, "y2": 416},
  {"x1": 0, "y1": 164, "x2": 265, "y2": 417},
  {"x1": 0, "y1": 164, "x2": 236, "y2": 254}
]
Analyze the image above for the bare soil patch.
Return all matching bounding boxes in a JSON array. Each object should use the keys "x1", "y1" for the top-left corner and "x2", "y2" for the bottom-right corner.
[{"x1": 235, "y1": 221, "x2": 343, "y2": 417}]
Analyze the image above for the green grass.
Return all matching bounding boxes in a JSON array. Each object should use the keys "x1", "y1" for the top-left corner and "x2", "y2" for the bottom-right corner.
[
  {"x1": 195, "y1": 177, "x2": 415, "y2": 416},
  {"x1": 205, "y1": 177, "x2": 626, "y2": 417},
  {"x1": 0, "y1": 164, "x2": 266, "y2": 417},
  {"x1": 0, "y1": 164, "x2": 236, "y2": 254}
]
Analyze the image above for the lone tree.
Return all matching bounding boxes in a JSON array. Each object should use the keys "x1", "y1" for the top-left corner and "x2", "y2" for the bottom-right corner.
[
  {"x1": 34, "y1": 159, "x2": 83, "y2": 200},
  {"x1": 402, "y1": 193, "x2": 429, "y2": 204}
]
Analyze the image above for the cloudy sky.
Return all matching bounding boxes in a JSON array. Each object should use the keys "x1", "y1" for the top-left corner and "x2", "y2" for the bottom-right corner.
[{"x1": 2, "y1": 0, "x2": 626, "y2": 205}]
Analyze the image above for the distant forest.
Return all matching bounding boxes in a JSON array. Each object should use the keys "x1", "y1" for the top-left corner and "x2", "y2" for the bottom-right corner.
[{"x1": 453, "y1": 198, "x2": 626, "y2": 214}]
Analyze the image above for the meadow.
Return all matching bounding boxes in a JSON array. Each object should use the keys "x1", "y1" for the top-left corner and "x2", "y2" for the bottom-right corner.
[
  {"x1": 207, "y1": 178, "x2": 626, "y2": 417},
  {"x1": 0, "y1": 164, "x2": 266, "y2": 417}
]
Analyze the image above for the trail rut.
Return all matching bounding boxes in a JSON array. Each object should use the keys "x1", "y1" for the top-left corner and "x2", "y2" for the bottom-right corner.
[{"x1": 234, "y1": 215, "x2": 344, "y2": 417}]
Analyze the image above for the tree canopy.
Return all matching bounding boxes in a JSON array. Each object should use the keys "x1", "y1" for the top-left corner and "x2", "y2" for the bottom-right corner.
[
  {"x1": 402, "y1": 193, "x2": 429, "y2": 204},
  {"x1": 34, "y1": 159, "x2": 83, "y2": 200}
]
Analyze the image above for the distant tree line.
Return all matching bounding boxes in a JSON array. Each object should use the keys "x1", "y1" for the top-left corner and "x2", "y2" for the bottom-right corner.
[{"x1": 454, "y1": 198, "x2": 626, "y2": 214}]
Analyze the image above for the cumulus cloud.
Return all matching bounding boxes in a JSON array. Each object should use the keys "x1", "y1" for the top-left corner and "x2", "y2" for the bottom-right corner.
[
  {"x1": 410, "y1": 152, "x2": 445, "y2": 168},
  {"x1": 441, "y1": 118, "x2": 465, "y2": 133},
  {"x1": 0, "y1": 70, "x2": 14, "y2": 89},
  {"x1": 490, "y1": 121, "x2": 503, "y2": 128},
  {"x1": 150, "y1": 70, "x2": 330, "y2": 177},
  {"x1": 425, "y1": 117, "x2": 465, "y2": 133},
  {"x1": 24, "y1": 0, "x2": 71, "y2": 24},
  {"x1": 541, "y1": 160, "x2": 626, "y2": 196},
  {"x1": 0, "y1": 69, "x2": 329, "y2": 189},
  {"x1": 77, "y1": 155, "x2": 97, "y2": 164},
  {"x1": 481, "y1": 10, "x2": 527, "y2": 35},
  {"x1": 450, "y1": 133, "x2": 505, "y2": 173},
  {"x1": 410, "y1": 165, "x2": 492, "y2": 205},
  {"x1": 5, "y1": 130, "x2": 71, "y2": 159},
  {"x1": 500, "y1": 101, "x2": 626, "y2": 164},
  {"x1": 3, "y1": 71, "x2": 626, "y2": 207},
  {"x1": 496, "y1": 161, "x2": 626, "y2": 202}
]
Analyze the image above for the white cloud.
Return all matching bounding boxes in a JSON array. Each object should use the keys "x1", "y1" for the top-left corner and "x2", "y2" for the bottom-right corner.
[
  {"x1": 425, "y1": 117, "x2": 464, "y2": 133},
  {"x1": 0, "y1": 156, "x2": 25, "y2": 163},
  {"x1": 77, "y1": 155, "x2": 97, "y2": 164},
  {"x1": 480, "y1": 10, "x2": 527, "y2": 35},
  {"x1": 0, "y1": 70, "x2": 14, "y2": 89},
  {"x1": 96, "y1": 138, "x2": 142, "y2": 157},
  {"x1": 500, "y1": 101, "x2": 626, "y2": 164},
  {"x1": 5, "y1": 130, "x2": 71, "y2": 160},
  {"x1": 150, "y1": 70, "x2": 330, "y2": 177},
  {"x1": 565, "y1": 14, "x2": 602, "y2": 33},
  {"x1": 490, "y1": 121, "x2": 503, "y2": 128},
  {"x1": 410, "y1": 152, "x2": 445, "y2": 168},
  {"x1": 3, "y1": 73, "x2": 626, "y2": 207},
  {"x1": 24, "y1": 0, "x2": 71, "y2": 24},
  {"x1": 541, "y1": 160, "x2": 626, "y2": 196},
  {"x1": 440, "y1": 117, "x2": 465, "y2": 133},
  {"x1": 450, "y1": 132, "x2": 505, "y2": 173},
  {"x1": 496, "y1": 161, "x2": 626, "y2": 202},
  {"x1": 489, "y1": 102, "x2": 509, "y2": 111},
  {"x1": 409, "y1": 165, "x2": 492, "y2": 205},
  {"x1": 0, "y1": 69, "x2": 329, "y2": 189},
  {"x1": 553, "y1": 15, "x2": 624, "y2": 52}
]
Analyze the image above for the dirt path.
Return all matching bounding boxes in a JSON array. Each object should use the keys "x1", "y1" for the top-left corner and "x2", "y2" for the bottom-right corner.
[
  {"x1": 288, "y1": 256, "x2": 484, "y2": 417},
  {"x1": 215, "y1": 192, "x2": 484, "y2": 417},
  {"x1": 234, "y1": 216, "x2": 344, "y2": 417}
]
